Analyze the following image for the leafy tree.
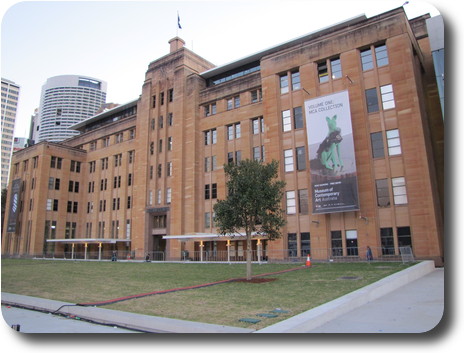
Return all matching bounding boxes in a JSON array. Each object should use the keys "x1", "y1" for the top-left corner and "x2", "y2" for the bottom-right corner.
[{"x1": 213, "y1": 159, "x2": 286, "y2": 280}]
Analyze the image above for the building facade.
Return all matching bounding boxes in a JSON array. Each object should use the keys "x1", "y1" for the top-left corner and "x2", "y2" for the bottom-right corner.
[
  {"x1": 2, "y1": 9, "x2": 444, "y2": 265},
  {"x1": 36, "y1": 75, "x2": 107, "y2": 143},
  {"x1": 1, "y1": 78, "x2": 20, "y2": 190}
]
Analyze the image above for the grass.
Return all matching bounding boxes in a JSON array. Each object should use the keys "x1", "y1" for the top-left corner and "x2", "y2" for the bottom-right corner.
[{"x1": 1, "y1": 259, "x2": 413, "y2": 330}]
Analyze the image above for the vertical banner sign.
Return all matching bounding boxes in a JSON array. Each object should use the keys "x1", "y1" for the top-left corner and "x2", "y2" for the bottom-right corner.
[
  {"x1": 304, "y1": 90, "x2": 360, "y2": 214},
  {"x1": 7, "y1": 179, "x2": 21, "y2": 232}
]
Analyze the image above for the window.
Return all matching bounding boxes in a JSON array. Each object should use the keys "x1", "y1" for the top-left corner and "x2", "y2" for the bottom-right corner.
[
  {"x1": 375, "y1": 179, "x2": 390, "y2": 207},
  {"x1": 204, "y1": 103, "x2": 217, "y2": 117},
  {"x1": 252, "y1": 117, "x2": 264, "y2": 134},
  {"x1": 102, "y1": 137, "x2": 110, "y2": 148},
  {"x1": 168, "y1": 113, "x2": 173, "y2": 126},
  {"x1": 361, "y1": 48, "x2": 373, "y2": 71},
  {"x1": 158, "y1": 139, "x2": 163, "y2": 153},
  {"x1": 152, "y1": 95, "x2": 156, "y2": 108},
  {"x1": 301, "y1": 232, "x2": 310, "y2": 256},
  {"x1": 298, "y1": 189, "x2": 309, "y2": 215},
  {"x1": 380, "y1": 227, "x2": 395, "y2": 255},
  {"x1": 330, "y1": 57, "x2": 342, "y2": 79},
  {"x1": 288, "y1": 233, "x2": 297, "y2": 257},
  {"x1": 160, "y1": 92, "x2": 164, "y2": 105},
  {"x1": 234, "y1": 96, "x2": 240, "y2": 109},
  {"x1": 101, "y1": 158, "x2": 108, "y2": 170},
  {"x1": 113, "y1": 176, "x2": 121, "y2": 188},
  {"x1": 205, "y1": 212, "x2": 211, "y2": 228},
  {"x1": 227, "y1": 123, "x2": 241, "y2": 140},
  {"x1": 115, "y1": 133, "x2": 123, "y2": 144},
  {"x1": 345, "y1": 230, "x2": 358, "y2": 256},
  {"x1": 70, "y1": 160, "x2": 81, "y2": 172},
  {"x1": 381, "y1": 84, "x2": 395, "y2": 110},
  {"x1": 89, "y1": 161, "x2": 96, "y2": 173},
  {"x1": 251, "y1": 89, "x2": 262, "y2": 103},
  {"x1": 212, "y1": 183, "x2": 217, "y2": 199},
  {"x1": 291, "y1": 71, "x2": 301, "y2": 90},
  {"x1": 331, "y1": 230, "x2": 342, "y2": 256},
  {"x1": 293, "y1": 107, "x2": 304, "y2": 129},
  {"x1": 397, "y1": 226, "x2": 412, "y2": 248},
  {"x1": 112, "y1": 198, "x2": 120, "y2": 211},
  {"x1": 67, "y1": 201, "x2": 78, "y2": 214},
  {"x1": 280, "y1": 74, "x2": 289, "y2": 94},
  {"x1": 370, "y1": 132, "x2": 384, "y2": 158},
  {"x1": 365, "y1": 88, "x2": 379, "y2": 113},
  {"x1": 282, "y1": 110, "x2": 291, "y2": 132},
  {"x1": 317, "y1": 62, "x2": 329, "y2": 83},
  {"x1": 69, "y1": 181, "x2": 79, "y2": 193},
  {"x1": 205, "y1": 184, "x2": 210, "y2": 200},
  {"x1": 296, "y1": 147, "x2": 306, "y2": 171},
  {"x1": 386, "y1": 129, "x2": 401, "y2": 156},
  {"x1": 50, "y1": 156, "x2": 62, "y2": 169},
  {"x1": 392, "y1": 177, "x2": 408, "y2": 205},
  {"x1": 375, "y1": 44, "x2": 389, "y2": 67},
  {"x1": 253, "y1": 146, "x2": 261, "y2": 161},
  {"x1": 168, "y1": 88, "x2": 174, "y2": 102},
  {"x1": 286, "y1": 191, "x2": 296, "y2": 214},
  {"x1": 166, "y1": 188, "x2": 172, "y2": 204},
  {"x1": 114, "y1": 154, "x2": 122, "y2": 167},
  {"x1": 204, "y1": 129, "x2": 217, "y2": 145},
  {"x1": 128, "y1": 150, "x2": 135, "y2": 164},
  {"x1": 284, "y1": 149, "x2": 294, "y2": 172}
]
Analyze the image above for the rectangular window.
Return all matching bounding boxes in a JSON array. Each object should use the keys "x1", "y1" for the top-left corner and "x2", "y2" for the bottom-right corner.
[
  {"x1": 386, "y1": 129, "x2": 401, "y2": 156},
  {"x1": 380, "y1": 227, "x2": 395, "y2": 255},
  {"x1": 282, "y1": 110, "x2": 291, "y2": 132},
  {"x1": 253, "y1": 146, "x2": 261, "y2": 161},
  {"x1": 234, "y1": 96, "x2": 240, "y2": 109},
  {"x1": 301, "y1": 232, "x2": 310, "y2": 256},
  {"x1": 397, "y1": 226, "x2": 412, "y2": 248},
  {"x1": 284, "y1": 149, "x2": 294, "y2": 172},
  {"x1": 376, "y1": 179, "x2": 390, "y2": 207},
  {"x1": 318, "y1": 61, "x2": 329, "y2": 83},
  {"x1": 370, "y1": 132, "x2": 384, "y2": 158},
  {"x1": 361, "y1": 48, "x2": 374, "y2": 71},
  {"x1": 291, "y1": 71, "x2": 301, "y2": 90},
  {"x1": 375, "y1": 44, "x2": 389, "y2": 67},
  {"x1": 227, "y1": 98, "x2": 233, "y2": 110},
  {"x1": 288, "y1": 233, "x2": 297, "y2": 257},
  {"x1": 365, "y1": 88, "x2": 379, "y2": 113},
  {"x1": 298, "y1": 189, "x2": 309, "y2": 215},
  {"x1": 392, "y1": 177, "x2": 408, "y2": 205},
  {"x1": 381, "y1": 84, "x2": 395, "y2": 110},
  {"x1": 205, "y1": 212, "x2": 211, "y2": 228},
  {"x1": 345, "y1": 230, "x2": 358, "y2": 256},
  {"x1": 205, "y1": 184, "x2": 210, "y2": 200},
  {"x1": 296, "y1": 146, "x2": 306, "y2": 171},
  {"x1": 252, "y1": 117, "x2": 264, "y2": 134},
  {"x1": 293, "y1": 107, "x2": 304, "y2": 129},
  {"x1": 286, "y1": 191, "x2": 296, "y2": 214},
  {"x1": 331, "y1": 230, "x2": 343, "y2": 256},
  {"x1": 280, "y1": 74, "x2": 289, "y2": 94},
  {"x1": 168, "y1": 88, "x2": 174, "y2": 102},
  {"x1": 212, "y1": 183, "x2": 217, "y2": 199},
  {"x1": 166, "y1": 188, "x2": 172, "y2": 204},
  {"x1": 330, "y1": 57, "x2": 342, "y2": 79},
  {"x1": 167, "y1": 162, "x2": 172, "y2": 176}
]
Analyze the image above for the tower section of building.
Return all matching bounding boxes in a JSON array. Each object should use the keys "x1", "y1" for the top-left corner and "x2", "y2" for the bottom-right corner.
[
  {"x1": 1, "y1": 78, "x2": 20, "y2": 189},
  {"x1": 37, "y1": 75, "x2": 107, "y2": 142}
]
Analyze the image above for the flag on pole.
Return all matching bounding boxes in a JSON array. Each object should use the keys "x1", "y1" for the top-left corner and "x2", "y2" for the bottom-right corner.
[{"x1": 177, "y1": 12, "x2": 182, "y2": 29}]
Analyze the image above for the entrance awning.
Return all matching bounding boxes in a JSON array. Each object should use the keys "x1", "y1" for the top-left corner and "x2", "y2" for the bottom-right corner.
[
  {"x1": 162, "y1": 232, "x2": 267, "y2": 241},
  {"x1": 46, "y1": 238, "x2": 131, "y2": 244}
]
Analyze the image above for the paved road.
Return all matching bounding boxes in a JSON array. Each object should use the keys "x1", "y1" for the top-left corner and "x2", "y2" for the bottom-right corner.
[{"x1": 1, "y1": 305, "x2": 139, "y2": 333}]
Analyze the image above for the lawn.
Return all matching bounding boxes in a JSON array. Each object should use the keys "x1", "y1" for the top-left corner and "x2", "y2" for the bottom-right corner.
[{"x1": 1, "y1": 259, "x2": 413, "y2": 329}]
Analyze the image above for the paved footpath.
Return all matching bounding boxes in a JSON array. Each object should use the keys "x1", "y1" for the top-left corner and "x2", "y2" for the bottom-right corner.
[{"x1": 306, "y1": 268, "x2": 444, "y2": 333}]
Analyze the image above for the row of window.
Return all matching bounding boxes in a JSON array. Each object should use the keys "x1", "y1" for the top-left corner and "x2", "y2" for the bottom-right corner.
[
  {"x1": 279, "y1": 43, "x2": 388, "y2": 93},
  {"x1": 89, "y1": 151, "x2": 135, "y2": 173},
  {"x1": 89, "y1": 129, "x2": 136, "y2": 151},
  {"x1": 84, "y1": 220, "x2": 131, "y2": 239},
  {"x1": 148, "y1": 188, "x2": 172, "y2": 206},
  {"x1": 204, "y1": 117, "x2": 264, "y2": 146},
  {"x1": 152, "y1": 88, "x2": 174, "y2": 108},
  {"x1": 202, "y1": 89, "x2": 262, "y2": 118}
]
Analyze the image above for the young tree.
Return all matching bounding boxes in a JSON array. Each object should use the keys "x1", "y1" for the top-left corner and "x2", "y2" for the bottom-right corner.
[{"x1": 213, "y1": 159, "x2": 286, "y2": 280}]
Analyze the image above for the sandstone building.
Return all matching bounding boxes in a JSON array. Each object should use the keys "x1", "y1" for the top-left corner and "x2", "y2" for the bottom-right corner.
[{"x1": 2, "y1": 8, "x2": 444, "y2": 265}]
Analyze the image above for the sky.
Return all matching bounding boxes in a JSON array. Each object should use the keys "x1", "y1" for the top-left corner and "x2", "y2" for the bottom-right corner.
[{"x1": 0, "y1": 0, "x2": 444, "y2": 139}]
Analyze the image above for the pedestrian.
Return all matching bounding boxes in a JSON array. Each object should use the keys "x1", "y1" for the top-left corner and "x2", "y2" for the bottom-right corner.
[
  {"x1": 111, "y1": 251, "x2": 117, "y2": 262},
  {"x1": 366, "y1": 246, "x2": 373, "y2": 262},
  {"x1": 145, "y1": 253, "x2": 150, "y2": 262}
]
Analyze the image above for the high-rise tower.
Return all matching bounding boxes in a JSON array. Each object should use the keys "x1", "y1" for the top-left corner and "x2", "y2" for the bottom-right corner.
[
  {"x1": 1, "y1": 78, "x2": 20, "y2": 189},
  {"x1": 37, "y1": 75, "x2": 107, "y2": 142}
]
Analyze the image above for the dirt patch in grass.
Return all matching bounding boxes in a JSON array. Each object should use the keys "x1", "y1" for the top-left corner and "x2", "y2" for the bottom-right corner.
[{"x1": 234, "y1": 278, "x2": 277, "y2": 283}]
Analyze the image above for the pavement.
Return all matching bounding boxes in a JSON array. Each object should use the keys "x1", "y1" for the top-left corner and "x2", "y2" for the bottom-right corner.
[{"x1": 1, "y1": 260, "x2": 444, "y2": 334}]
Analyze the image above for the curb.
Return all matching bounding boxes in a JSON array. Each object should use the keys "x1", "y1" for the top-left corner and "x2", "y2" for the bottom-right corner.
[
  {"x1": 1, "y1": 293, "x2": 253, "y2": 333},
  {"x1": 255, "y1": 260, "x2": 436, "y2": 333}
]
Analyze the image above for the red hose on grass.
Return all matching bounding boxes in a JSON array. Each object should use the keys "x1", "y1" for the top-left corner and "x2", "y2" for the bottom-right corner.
[{"x1": 77, "y1": 265, "x2": 306, "y2": 307}]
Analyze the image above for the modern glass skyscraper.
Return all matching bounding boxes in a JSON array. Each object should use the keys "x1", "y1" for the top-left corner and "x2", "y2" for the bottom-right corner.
[
  {"x1": 1, "y1": 78, "x2": 20, "y2": 189},
  {"x1": 36, "y1": 75, "x2": 107, "y2": 142}
]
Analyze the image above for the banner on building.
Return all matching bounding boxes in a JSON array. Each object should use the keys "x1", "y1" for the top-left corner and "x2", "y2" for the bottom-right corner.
[
  {"x1": 304, "y1": 90, "x2": 360, "y2": 214},
  {"x1": 7, "y1": 179, "x2": 21, "y2": 232}
]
